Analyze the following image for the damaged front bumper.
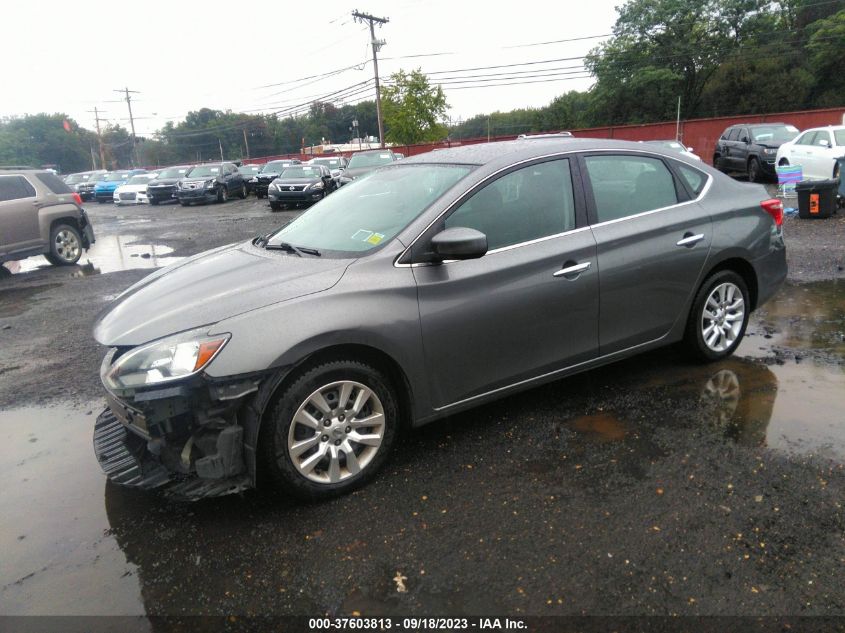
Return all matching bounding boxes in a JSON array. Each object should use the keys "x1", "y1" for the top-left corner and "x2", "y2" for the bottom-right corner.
[{"x1": 93, "y1": 352, "x2": 265, "y2": 499}]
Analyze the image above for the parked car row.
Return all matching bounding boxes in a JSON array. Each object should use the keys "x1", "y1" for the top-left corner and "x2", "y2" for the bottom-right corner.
[{"x1": 712, "y1": 122, "x2": 844, "y2": 182}]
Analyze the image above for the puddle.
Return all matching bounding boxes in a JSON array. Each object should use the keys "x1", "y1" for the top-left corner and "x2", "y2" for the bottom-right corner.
[
  {"x1": 747, "y1": 280, "x2": 845, "y2": 357},
  {"x1": 0, "y1": 404, "x2": 146, "y2": 615},
  {"x1": 0, "y1": 284, "x2": 61, "y2": 318},
  {"x1": 2, "y1": 235, "x2": 184, "y2": 277}
]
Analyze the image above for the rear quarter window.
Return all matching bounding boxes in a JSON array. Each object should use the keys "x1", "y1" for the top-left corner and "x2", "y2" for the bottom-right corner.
[
  {"x1": 35, "y1": 172, "x2": 73, "y2": 194},
  {"x1": 0, "y1": 175, "x2": 36, "y2": 201},
  {"x1": 676, "y1": 163, "x2": 708, "y2": 196}
]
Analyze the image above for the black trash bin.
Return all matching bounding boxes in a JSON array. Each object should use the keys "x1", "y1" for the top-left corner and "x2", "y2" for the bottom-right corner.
[{"x1": 796, "y1": 179, "x2": 837, "y2": 219}]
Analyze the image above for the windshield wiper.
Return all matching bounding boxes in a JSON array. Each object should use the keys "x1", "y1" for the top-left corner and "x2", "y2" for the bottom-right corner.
[{"x1": 264, "y1": 241, "x2": 321, "y2": 257}]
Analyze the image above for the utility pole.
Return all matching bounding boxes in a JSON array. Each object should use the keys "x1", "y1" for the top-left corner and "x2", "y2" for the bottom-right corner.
[
  {"x1": 218, "y1": 138, "x2": 224, "y2": 161},
  {"x1": 242, "y1": 129, "x2": 250, "y2": 159},
  {"x1": 114, "y1": 87, "x2": 140, "y2": 166},
  {"x1": 675, "y1": 96, "x2": 682, "y2": 141},
  {"x1": 86, "y1": 107, "x2": 107, "y2": 169},
  {"x1": 352, "y1": 10, "x2": 388, "y2": 148}
]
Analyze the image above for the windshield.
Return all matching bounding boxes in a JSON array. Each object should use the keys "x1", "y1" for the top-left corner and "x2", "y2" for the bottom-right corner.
[
  {"x1": 312, "y1": 158, "x2": 342, "y2": 168},
  {"x1": 65, "y1": 173, "x2": 89, "y2": 184},
  {"x1": 102, "y1": 172, "x2": 134, "y2": 182},
  {"x1": 240, "y1": 165, "x2": 262, "y2": 174},
  {"x1": 128, "y1": 175, "x2": 155, "y2": 185},
  {"x1": 347, "y1": 152, "x2": 394, "y2": 169},
  {"x1": 267, "y1": 164, "x2": 472, "y2": 255},
  {"x1": 280, "y1": 166, "x2": 321, "y2": 179},
  {"x1": 261, "y1": 161, "x2": 292, "y2": 173},
  {"x1": 834, "y1": 130, "x2": 845, "y2": 146},
  {"x1": 751, "y1": 125, "x2": 799, "y2": 144},
  {"x1": 158, "y1": 167, "x2": 190, "y2": 178},
  {"x1": 186, "y1": 165, "x2": 220, "y2": 178}
]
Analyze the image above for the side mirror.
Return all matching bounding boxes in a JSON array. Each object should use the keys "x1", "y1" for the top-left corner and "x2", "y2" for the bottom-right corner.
[
  {"x1": 740, "y1": 136, "x2": 750, "y2": 144},
  {"x1": 687, "y1": 146, "x2": 694, "y2": 152},
  {"x1": 819, "y1": 139, "x2": 830, "y2": 148},
  {"x1": 430, "y1": 227, "x2": 488, "y2": 261}
]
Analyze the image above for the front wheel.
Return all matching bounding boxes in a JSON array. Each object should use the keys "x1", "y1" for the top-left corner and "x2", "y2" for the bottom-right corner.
[
  {"x1": 217, "y1": 186, "x2": 228, "y2": 203},
  {"x1": 269, "y1": 202, "x2": 282, "y2": 211},
  {"x1": 684, "y1": 270, "x2": 750, "y2": 362},
  {"x1": 149, "y1": 198, "x2": 159, "y2": 206},
  {"x1": 748, "y1": 157, "x2": 762, "y2": 183},
  {"x1": 238, "y1": 184, "x2": 247, "y2": 199},
  {"x1": 259, "y1": 360, "x2": 399, "y2": 499},
  {"x1": 45, "y1": 223, "x2": 83, "y2": 266}
]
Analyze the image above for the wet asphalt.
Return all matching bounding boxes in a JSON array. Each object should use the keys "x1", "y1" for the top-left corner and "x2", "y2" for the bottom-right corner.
[{"x1": 1, "y1": 192, "x2": 844, "y2": 620}]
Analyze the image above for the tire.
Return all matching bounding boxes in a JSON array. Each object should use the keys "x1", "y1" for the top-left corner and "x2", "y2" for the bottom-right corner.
[
  {"x1": 180, "y1": 201, "x2": 190, "y2": 207},
  {"x1": 217, "y1": 186, "x2": 228, "y2": 203},
  {"x1": 269, "y1": 202, "x2": 282, "y2": 211},
  {"x1": 713, "y1": 155, "x2": 725, "y2": 172},
  {"x1": 45, "y1": 223, "x2": 83, "y2": 266},
  {"x1": 149, "y1": 198, "x2": 159, "y2": 206},
  {"x1": 258, "y1": 360, "x2": 399, "y2": 499},
  {"x1": 684, "y1": 270, "x2": 750, "y2": 362},
  {"x1": 238, "y1": 184, "x2": 247, "y2": 199},
  {"x1": 834, "y1": 161, "x2": 841, "y2": 181},
  {"x1": 778, "y1": 158, "x2": 790, "y2": 167},
  {"x1": 747, "y1": 157, "x2": 762, "y2": 183}
]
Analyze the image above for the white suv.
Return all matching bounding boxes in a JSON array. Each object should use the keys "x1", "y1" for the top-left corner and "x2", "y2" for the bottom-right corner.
[{"x1": 776, "y1": 125, "x2": 845, "y2": 181}]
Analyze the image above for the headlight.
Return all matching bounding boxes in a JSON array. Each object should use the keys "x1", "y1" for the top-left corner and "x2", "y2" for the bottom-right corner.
[
  {"x1": 763, "y1": 148, "x2": 776, "y2": 155},
  {"x1": 269, "y1": 183, "x2": 279, "y2": 191},
  {"x1": 310, "y1": 181, "x2": 324, "y2": 190},
  {"x1": 103, "y1": 328, "x2": 230, "y2": 390},
  {"x1": 249, "y1": 177, "x2": 258, "y2": 183},
  {"x1": 205, "y1": 179, "x2": 216, "y2": 188}
]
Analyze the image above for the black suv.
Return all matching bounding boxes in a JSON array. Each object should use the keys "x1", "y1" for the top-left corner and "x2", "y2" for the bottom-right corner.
[
  {"x1": 147, "y1": 165, "x2": 192, "y2": 205},
  {"x1": 174, "y1": 162, "x2": 246, "y2": 206},
  {"x1": 252, "y1": 159, "x2": 301, "y2": 198},
  {"x1": 713, "y1": 123, "x2": 799, "y2": 182},
  {"x1": 267, "y1": 163, "x2": 336, "y2": 211}
]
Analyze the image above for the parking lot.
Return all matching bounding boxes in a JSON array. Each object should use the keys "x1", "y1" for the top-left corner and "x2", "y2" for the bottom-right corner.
[{"x1": 2, "y1": 194, "x2": 845, "y2": 618}]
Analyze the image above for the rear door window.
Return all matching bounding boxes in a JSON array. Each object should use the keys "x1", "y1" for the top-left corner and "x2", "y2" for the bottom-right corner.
[
  {"x1": 35, "y1": 172, "x2": 72, "y2": 194},
  {"x1": 795, "y1": 131, "x2": 817, "y2": 146},
  {"x1": 0, "y1": 175, "x2": 37, "y2": 201},
  {"x1": 583, "y1": 155, "x2": 679, "y2": 223},
  {"x1": 726, "y1": 128, "x2": 740, "y2": 141}
]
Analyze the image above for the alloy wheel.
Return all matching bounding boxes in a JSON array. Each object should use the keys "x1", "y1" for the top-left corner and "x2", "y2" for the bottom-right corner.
[
  {"x1": 701, "y1": 282, "x2": 745, "y2": 352},
  {"x1": 54, "y1": 229, "x2": 80, "y2": 263},
  {"x1": 287, "y1": 380, "x2": 385, "y2": 484}
]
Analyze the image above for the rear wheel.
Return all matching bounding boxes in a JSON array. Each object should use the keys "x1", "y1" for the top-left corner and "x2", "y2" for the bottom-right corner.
[
  {"x1": 238, "y1": 184, "x2": 247, "y2": 199},
  {"x1": 684, "y1": 270, "x2": 750, "y2": 362},
  {"x1": 748, "y1": 157, "x2": 762, "y2": 183},
  {"x1": 834, "y1": 161, "x2": 841, "y2": 181},
  {"x1": 45, "y1": 223, "x2": 82, "y2": 266},
  {"x1": 269, "y1": 202, "x2": 282, "y2": 211},
  {"x1": 258, "y1": 360, "x2": 399, "y2": 499}
]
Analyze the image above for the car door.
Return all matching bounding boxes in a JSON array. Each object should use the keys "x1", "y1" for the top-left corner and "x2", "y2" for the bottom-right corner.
[
  {"x1": 733, "y1": 127, "x2": 752, "y2": 171},
  {"x1": 580, "y1": 152, "x2": 712, "y2": 355},
  {"x1": 412, "y1": 157, "x2": 599, "y2": 409},
  {"x1": 808, "y1": 130, "x2": 834, "y2": 179},
  {"x1": 721, "y1": 128, "x2": 739, "y2": 170},
  {"x1": 0, "y1": 175, "x2": 42, "y2": 257},
  {"x1": 789, "y1": 131, "x2": 815, "y2": 174}
]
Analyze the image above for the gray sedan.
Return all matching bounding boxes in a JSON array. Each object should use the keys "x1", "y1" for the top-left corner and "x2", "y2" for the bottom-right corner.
[{"x1": 92, "y1": 138, "x2": 786, "y2": 500}]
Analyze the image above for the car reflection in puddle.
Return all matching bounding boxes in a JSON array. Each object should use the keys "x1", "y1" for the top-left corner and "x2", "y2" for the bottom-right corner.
[{"x1": 2, "y1": 235, "x2": 184, "y2": 277}]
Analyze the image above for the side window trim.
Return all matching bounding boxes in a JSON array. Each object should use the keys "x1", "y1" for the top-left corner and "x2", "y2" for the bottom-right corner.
[{"x1": 576, "y1": 151, "x2": 702, "y2": 227}]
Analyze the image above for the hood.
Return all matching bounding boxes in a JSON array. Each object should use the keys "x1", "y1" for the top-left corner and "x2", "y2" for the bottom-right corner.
[
  {"x1": 273, "y1": 177, "x2": 321, "y2": 185},
  {"x1": 181, "y1": 176, "x2": 218, "y2": 183},
  {"x1": 342, "y1": 166, "x2": 378, "y2": 179},
  {"x1": 115, "y1": 184, "x2": 149, "y2": 194},
  {"x1": 758, "y1": 140, "x2": 790, "y2": 149},
  {"x1": 94, "y1": 241, "x2": 353, "y2": 346},
  {"x1": 149, "y1": 177, "x2": 180, "y2": 186},
  {"x1": 95, "y1": 181, "x2": 124, "y2": 191},
  {"x1": 257, "y1": 171, "x2": 283, "y2": 179}
]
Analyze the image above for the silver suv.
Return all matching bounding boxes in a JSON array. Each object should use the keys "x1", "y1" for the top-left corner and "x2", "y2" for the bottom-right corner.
[{"x1": 0, "y1": 168, "x2": 95, "y2": 267}]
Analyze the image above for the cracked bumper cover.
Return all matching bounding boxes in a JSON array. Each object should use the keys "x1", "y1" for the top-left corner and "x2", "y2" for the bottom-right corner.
[{"x1": 93, "y1": 357, "x2": 264, "y2": 499}]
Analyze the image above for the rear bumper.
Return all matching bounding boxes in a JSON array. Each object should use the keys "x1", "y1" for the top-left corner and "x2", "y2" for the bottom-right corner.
[{"x1": 752, "y1": 230, "x2": 787, "y2": 309}]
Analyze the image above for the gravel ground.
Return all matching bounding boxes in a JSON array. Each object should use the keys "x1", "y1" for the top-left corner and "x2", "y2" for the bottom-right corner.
[{"x1": 1, "y1": 192, "x2": 845, "y2": 620}]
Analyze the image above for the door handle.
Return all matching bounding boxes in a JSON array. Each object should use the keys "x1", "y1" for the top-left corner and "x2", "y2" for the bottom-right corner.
[
  {"x1": 676, "y1": 233, "x2": 705, "y2": 247},
  {"x1": 554, "y1": 261, "x2": 591, "y2": 278}
]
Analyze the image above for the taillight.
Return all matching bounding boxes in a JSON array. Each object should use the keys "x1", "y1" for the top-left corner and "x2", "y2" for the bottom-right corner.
[
  {"x1": 72, "y1": 192, "x2": 83, "y2": 206},
  {"x1": 761, "y1": 198, "x2": 783, "y2": 227}
]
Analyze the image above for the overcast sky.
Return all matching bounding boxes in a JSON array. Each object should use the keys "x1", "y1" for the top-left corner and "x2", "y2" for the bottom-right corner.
[{"x1": 2, "y1": 0, "x2": 621, "y2": 137}]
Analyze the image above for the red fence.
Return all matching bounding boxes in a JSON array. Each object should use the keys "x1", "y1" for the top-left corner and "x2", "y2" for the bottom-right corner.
[{"x1": 243, "y1": 107, "x2": 845, "y2": 166}]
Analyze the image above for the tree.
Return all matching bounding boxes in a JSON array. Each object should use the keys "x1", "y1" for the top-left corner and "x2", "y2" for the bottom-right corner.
[
  {"x1": 0, "y1": 114, "x2": 95, "y2": 172},
  {"x1": 382, "y1": 69, "x2": 448, "y2": 145},
  {"x1": 805, "y1": 9, "x2": 845, "y2": 106}
]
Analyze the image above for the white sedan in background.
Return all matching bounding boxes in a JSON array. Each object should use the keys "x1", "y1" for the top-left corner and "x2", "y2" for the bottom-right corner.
[
  {"x1": 643, "y1": 140, "x2": 701, "y2": 161},
  {"x1": 113, "y1": 174, "x2": 159, "y2": 206},
  {"x1": 776, "y1": 125, "x2": 844, "y2": 180}
]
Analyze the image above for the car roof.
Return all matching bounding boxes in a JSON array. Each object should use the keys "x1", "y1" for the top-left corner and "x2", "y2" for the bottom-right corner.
[{"x1": 402, "y1": 137, "x2": 695, "y2": 167}]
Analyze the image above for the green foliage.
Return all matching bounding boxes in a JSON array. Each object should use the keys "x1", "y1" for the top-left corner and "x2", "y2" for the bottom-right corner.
[
  {"x1": 382, "y1": 69, "x2": 449, "y2": 145},
  {"x1": 0, "y1": 114, "x2": 95, "y2": 172}
]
